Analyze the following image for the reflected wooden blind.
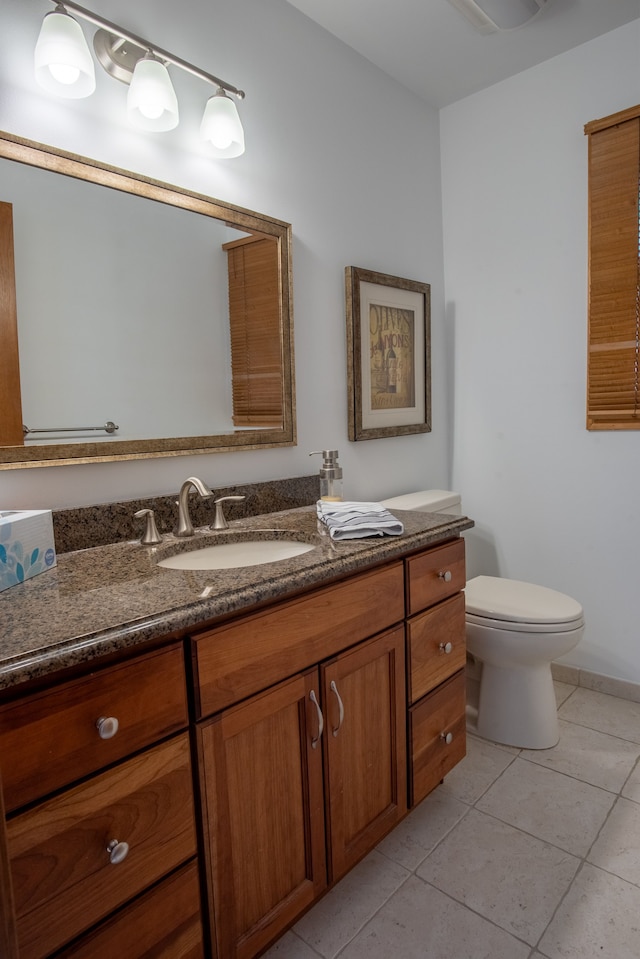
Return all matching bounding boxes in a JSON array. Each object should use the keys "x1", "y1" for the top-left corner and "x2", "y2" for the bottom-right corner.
[
  {"x1": 224, "y1": 235, "x2": 283, "y2": 428},
  {"x1": 585, "y1": 104, "x2": 640, "y2": 430},
  {"x1": 0, "y1": 202, "x2": 24, "y2": 446}
]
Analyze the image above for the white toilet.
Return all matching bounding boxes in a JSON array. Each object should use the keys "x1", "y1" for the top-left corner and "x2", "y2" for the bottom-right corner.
[{"x1": 380, "y1": 490, "x2": 584, "y2": 749}]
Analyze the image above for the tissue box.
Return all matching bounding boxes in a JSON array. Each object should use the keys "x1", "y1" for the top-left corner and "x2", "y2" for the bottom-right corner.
[{"x1": 0, "y1": 510, "x2": 57, "y2": 592}]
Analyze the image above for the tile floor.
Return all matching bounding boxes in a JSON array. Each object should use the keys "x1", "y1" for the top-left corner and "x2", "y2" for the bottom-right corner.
[{"x1": 263, "y1": 681, "x2": 640, "y2": 959}]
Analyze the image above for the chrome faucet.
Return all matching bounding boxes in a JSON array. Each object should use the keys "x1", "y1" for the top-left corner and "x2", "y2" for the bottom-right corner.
[{"x1": 175, "y1": 476, "x2": 213, "y2": 537}]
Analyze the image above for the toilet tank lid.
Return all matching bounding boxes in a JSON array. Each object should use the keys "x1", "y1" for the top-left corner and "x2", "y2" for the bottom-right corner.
[
  {"x1": 465, "y1": 576, "x2": 584, "y2": 625},
  {"x1": 380, "y1": 490, "x2": 461, "y2": 512}
]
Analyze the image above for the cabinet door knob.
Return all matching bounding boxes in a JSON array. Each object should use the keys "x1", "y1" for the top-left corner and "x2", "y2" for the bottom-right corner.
[
  {"x1": 309, "y1": 690, "x2": 324, "y2": 749},
  {"x1": 439, "y1": 642, "x2": 453, "y2": 654},
  {"x1": 440, "y1": 731, "x2": 453, "y2": 745},
  {"x1": 106, "y1": 839, "x2": 129, "y2": 864},
  {"x1": 329, "y1": 680, "x2": 345, "y2": 737},
  {"x1": 438, "y1": 570, "x2": 453, "y2": 583},
  {"x1": 96, "y1": 716, "x2": 119, "y2": 740}
]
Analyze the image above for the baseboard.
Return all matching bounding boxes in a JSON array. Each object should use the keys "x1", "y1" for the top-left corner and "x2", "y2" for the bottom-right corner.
[{"x1": 551, "y1": 663, "x2": 640, "y2": 705}]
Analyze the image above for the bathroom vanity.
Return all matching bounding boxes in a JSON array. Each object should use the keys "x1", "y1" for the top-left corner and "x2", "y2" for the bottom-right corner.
[{"x1": 0, "y1": 505, "x2": 471, "y2": 959}]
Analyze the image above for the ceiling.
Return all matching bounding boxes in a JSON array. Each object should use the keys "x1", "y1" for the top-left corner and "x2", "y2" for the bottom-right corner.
[{"x1": 284, "y1": 0, "x2": 639, "y2": 108}]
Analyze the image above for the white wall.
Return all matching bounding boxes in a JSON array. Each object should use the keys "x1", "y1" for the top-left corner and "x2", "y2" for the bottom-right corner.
[
  {"x1": 0, "y1": 0, "x2": 447, "y2": 507},
  {"x1": 441, "y1": 21, "x2": 640, "y2": 683}
]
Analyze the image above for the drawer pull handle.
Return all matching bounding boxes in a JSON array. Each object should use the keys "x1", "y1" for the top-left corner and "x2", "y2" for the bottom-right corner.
[
  {"x1": 309, "y1": 690, "x2": 324, "y2": 749},
  {"x1": 440, "y1": 731, "x2": 453, "y2": 745},
  {"x1": 96, "y1": 716, "x2": 119, "y2": 740},
  {"x1": 107, "y1": 839, "x2": 129, "y2": 864},
  {"x1": 330, "y1": 680, "x2": 345, "y2": 737},
  {"x1": 438, "y1": 570, "x2": 453, "y2": 583},
  {"x1": 439, "y1": 642, "x2": 453, "y2": 655}
]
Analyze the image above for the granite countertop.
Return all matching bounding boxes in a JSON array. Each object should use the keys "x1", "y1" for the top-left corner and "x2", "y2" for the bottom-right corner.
[{"x1": 0, "y1": 506, "x2": 473, "y2": 693}]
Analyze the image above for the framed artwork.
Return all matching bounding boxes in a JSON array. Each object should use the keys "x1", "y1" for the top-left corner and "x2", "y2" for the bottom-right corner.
[{"x1": 345, "y1": 266, "x2": 431, "y2": 441}]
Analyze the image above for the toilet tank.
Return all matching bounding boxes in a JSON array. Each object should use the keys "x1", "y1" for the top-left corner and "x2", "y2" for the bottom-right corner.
[{"x1": 380, "y1": 490, "x2": 462, "y2": 515}]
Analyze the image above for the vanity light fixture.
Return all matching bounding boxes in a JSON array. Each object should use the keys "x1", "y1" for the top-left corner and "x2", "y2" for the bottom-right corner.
[
  {"x1": 200, "y1": 89, "x2": 245, "y2": 159},
  {"x1": 126, "y1": 54, "x2": 179, "y2": 132},
  {"x1": 34, "y1": 4, "x2": 96, "y2": 97},
  {"x1": 34, "y1": 0, "x2": 246, "y2": 156}
]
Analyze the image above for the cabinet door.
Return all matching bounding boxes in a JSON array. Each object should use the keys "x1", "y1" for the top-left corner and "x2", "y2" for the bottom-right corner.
[
  {"x1": 322, "y1": 627, "x2": 407, "y2": 883},
  {"x1": 198, "y1": 669, "x2": 326, "y2": 959}
]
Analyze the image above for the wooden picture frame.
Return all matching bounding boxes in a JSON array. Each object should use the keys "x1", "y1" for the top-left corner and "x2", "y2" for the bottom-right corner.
[{"x1": 345, "y1": 266, "x2": 431, "y2": 441}]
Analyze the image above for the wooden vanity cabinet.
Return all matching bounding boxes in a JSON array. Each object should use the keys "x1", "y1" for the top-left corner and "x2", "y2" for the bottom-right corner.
[
  {"x1": 197, "y1": 626, "x2": 406, "y2": 959},
  {"x1": 192, "y1": 565, "x2": 408, "y2": 959},
  {"x1": 0, "y1": 643, "x2": 203, "y2": 959},
  {"x1": 192, "y1": 541, "x2": 466, "y2": 959},
  {"x1": 0, "y1": 534, "x2": 467, "y2": 959}
]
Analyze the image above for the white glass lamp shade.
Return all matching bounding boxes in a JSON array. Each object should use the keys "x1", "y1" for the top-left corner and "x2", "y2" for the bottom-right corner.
[
  {"x1": 34, "y1": 9, "x2": 96, "y2": 98},
  {"x1": 127, "y1": 56, "x2": 179, "y2": 132},
  {"x1": 200, "y1": 92, "x2": 245, "y2": 158}
]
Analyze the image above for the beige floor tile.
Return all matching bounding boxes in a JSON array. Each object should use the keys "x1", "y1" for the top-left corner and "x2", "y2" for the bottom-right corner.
[
  {"x1": 417, "y1": 808, "x2": 579, "y2": 945},
  {"x1": 554, "y1": 681, "x2": 576, "y2": 707},
  {"x1": 622, "y1": 759, "x2": 640, "y2": 803},
  {"x1": 338, "y1": 874, "x2": 531, "y2": 959},
  {"x1": 292, "y1": 849, "x2": 409, "y2": 959},
  {"x1": 442, "y1": 734, "x2": 517, "y2": 804},
  {"x1": 376, "y1": 784, "x2": 469, "y2": 870},
  {"x1": 587, "y1": 796, "x2": 640, "y2": 885},
  {"x1": 520, "y1": 719, "x2": 640, "y2": 792},
  {"x1": 539, "y1": 863, "x2": 640, "y2": 959},
  {"x1": 476, "y1": 757, "x2": 615, "y2": 856},
  {"x1": 261, "y1": 931, "x2": 319, "y2": 958},
  {"x1": 558, "y1": 687, "x2": 640, "y2": 743}
]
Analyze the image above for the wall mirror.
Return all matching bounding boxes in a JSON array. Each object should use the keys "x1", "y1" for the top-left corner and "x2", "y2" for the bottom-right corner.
[{"x1": 0, "y1": 131, "x2": 295, "y2": 469}]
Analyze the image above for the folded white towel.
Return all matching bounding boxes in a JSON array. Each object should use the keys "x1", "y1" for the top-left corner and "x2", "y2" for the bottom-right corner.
[{"x1": 316, "y1": 500, "x2": 404, "y2": 541}]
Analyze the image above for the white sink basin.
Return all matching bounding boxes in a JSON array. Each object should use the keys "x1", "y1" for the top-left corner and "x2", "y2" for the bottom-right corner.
[{"x1": 158, "y1": 539, "x2": 316, "y2": 571}]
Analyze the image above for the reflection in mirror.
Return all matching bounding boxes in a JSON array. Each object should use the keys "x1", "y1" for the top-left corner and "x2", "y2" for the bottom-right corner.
[{"x1": 0, "y1": 131, "x2": 295, "y2": 469}]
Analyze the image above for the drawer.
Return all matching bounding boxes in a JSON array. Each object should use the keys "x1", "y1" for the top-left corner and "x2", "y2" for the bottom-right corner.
[
  {"x1": 407, "y1": 593, "x2": 466, "y2": 704},
  {"x1": 405, "y1": 539, "x2": 465, "y2": 617},
  {"x1": 193, "y1": 562, "x2": 405, "y2": 716},
  {"x1": 7, "y1": 732, "x2": 197, "y2": 959},
  {"x1": 56, "y1": 861, "x2": 204, "y2": 959},
  {"x1": 0, "y1": 643, "x2": 189, "y2": 813},
  {"x1": 409, "y1": 670, "x2": 466, "y2": 806}
]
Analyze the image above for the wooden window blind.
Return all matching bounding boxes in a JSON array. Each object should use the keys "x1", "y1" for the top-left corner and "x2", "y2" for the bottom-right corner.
[
  {"x1": 224, "y1": 235, "x2": 284, "y2": 428},
  {"x1": 0, "y1": 202, "x2": 24, "y2": 446},
  {"x1": 584, "y1": 104, "x2": 640, "y2": 430}
]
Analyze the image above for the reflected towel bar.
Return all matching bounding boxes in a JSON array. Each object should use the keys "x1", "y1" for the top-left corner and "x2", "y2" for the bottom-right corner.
[{"x1": 23, "y1": 421, "x2": 119, "y2": 436}]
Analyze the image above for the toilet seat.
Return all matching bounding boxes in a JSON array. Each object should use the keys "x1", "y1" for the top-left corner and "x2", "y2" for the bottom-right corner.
[{"x1": 465, "y1": 575, "x2": 584, "y2": 633}]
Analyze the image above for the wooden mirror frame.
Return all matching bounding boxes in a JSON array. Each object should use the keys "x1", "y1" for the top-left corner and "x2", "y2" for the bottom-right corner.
[{"x1": 0, "y1": 131, "x2": 296, "y2": 469}]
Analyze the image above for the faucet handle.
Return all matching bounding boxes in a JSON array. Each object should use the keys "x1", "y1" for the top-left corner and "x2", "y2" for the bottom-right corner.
[
  {"x1": 211, "y1": 495, "x2": 245, "y2": 530},
  {"x1": 134, "y1": 508, "x2": 163, "y2": 545}
]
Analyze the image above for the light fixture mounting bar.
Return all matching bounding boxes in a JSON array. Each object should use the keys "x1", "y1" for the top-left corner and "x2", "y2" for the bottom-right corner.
[{"x1": 49, "y1": 0, "x2": 245, "y2": 98}]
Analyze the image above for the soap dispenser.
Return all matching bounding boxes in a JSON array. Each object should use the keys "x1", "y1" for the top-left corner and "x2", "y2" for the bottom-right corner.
[{"x1": 309, "y1": 449, "x2": 343, "y2": 502}]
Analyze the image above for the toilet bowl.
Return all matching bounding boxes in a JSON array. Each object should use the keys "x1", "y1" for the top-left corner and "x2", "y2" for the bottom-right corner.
[
  {"x1": 380, "y1": 490, "x2": 584, "y2": 749},
  {"x1": 465, "y1": 575, "x2": 583, "y2": 748}
]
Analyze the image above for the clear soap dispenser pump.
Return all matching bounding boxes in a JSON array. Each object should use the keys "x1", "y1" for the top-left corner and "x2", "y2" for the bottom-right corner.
[{"x1": 309, "y1": 449, "x2": 343, "y2": 502}]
